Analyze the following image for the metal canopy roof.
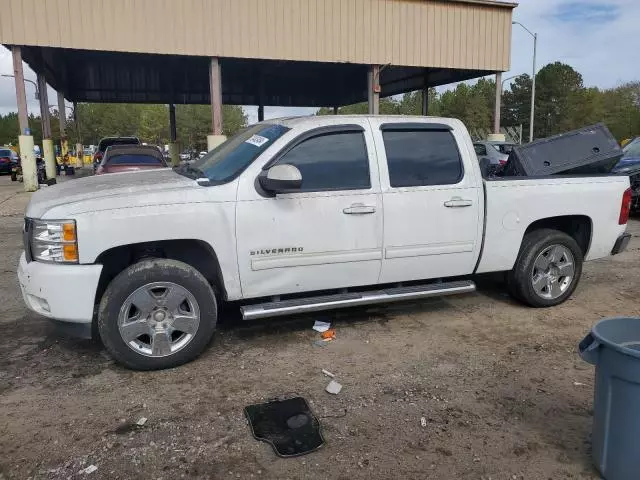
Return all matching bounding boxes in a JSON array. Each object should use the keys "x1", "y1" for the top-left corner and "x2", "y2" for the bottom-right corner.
[
  {"x1": 2, "y1": 0, "x2": 515, "y2": 108},
  {"x1": 20, "y1": 46, "x2": 493, "y2": 107}
]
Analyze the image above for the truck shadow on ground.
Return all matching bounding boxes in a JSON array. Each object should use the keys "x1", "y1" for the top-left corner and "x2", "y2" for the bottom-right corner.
[
  {"x1": 218, "y1": 273, "x2": 521, "y2": 340},
  {"x1": 2, "y1": 273, "x2": 527, "y2": 379},
  {"x1": 471, "y1": 273, "x2": 526, "y2": 305},
  {"x1": 217, "y1": 295, "x2": 456, "y2": 341}
]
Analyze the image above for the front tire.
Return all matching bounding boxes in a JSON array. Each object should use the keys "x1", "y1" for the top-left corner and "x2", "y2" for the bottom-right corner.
[
  {"x1": 507, "y1": 229, "x2": 583, "y2": 308},
  {"x1": 98, "y1": 259, "x2": 218, "y2": 370}
]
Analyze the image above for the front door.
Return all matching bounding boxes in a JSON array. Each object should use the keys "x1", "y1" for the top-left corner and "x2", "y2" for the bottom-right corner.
[
  {"x1": 369, "y1": 118, "x2": 483, "y2": 284},
  {"x1": 236, "y1": 121, "x2": 383, "y2": 299}
]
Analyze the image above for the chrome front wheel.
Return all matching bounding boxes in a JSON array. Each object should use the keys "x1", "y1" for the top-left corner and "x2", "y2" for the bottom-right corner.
[{"x1": 118, "y1": 282, "x2": 201, "y2": 357}]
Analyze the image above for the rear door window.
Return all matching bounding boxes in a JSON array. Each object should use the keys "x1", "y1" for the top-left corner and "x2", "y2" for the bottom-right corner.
[{"x1": 382, "y1": 128, "x2": 463, "y2": 187}]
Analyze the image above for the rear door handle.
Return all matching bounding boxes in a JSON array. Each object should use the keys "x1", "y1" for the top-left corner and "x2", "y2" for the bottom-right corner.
[
  {"x1": 444, "y1": 197, "x2": 473, "y2": 208},
  {"x1": 343, "y1": 203, "x2": 376, "y2": 215}
]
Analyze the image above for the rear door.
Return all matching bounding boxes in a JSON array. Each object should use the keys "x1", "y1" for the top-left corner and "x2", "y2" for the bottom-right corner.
[{"x1": 369, "y1": 118, "x2": 483, "y2": 283}]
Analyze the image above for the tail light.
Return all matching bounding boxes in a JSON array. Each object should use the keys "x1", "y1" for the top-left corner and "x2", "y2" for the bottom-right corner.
[
  {"x1": 619, "y1": 187, "x2": 632, "y2": 225},
  {"x1": 499, "y1": 160, "x2": 507, "y2": 166},
  {"x1": 93, "y1": 152, "x2": 103, "y2": 163}
]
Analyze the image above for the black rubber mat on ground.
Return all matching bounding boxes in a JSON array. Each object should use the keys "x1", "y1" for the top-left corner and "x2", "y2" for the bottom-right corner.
[{"x1": 244, "y1": 397, "x2": 324, "y2": 457}]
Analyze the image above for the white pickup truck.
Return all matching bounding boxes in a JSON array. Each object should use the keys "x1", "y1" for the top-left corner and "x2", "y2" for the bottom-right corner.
[{"x1": 18, "y1": 116, "x2": 632, "y2": 370}]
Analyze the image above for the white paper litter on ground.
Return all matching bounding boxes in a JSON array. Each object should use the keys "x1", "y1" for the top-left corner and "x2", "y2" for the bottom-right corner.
[
  {"x1": 325, "y1": 380, "x2": 343, "y2": 395},
  {"x1": 81, "y1": 465, "x2": 98, "y2": 475},
  {"x1": 312, "y1": 321, "x2": 331, "y2": 333}
]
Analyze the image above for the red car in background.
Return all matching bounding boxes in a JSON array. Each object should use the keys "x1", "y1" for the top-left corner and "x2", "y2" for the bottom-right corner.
[{"x1": 96, "y1": 145, "x2": 167, "y2": 175}]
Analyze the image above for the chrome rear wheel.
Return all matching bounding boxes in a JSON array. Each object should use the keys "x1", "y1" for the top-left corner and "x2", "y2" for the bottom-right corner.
[{"x1": 531, "y1": 245, "x2": 575, "y2": 300}]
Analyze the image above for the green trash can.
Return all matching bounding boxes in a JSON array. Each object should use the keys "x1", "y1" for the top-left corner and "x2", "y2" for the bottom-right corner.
[{"x1": 579, "y1": 317, "x2": 640, "y2": 480}]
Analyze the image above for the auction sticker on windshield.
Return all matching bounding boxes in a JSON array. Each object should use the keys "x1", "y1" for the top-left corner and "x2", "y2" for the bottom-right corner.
[{"x1": 245, "y1": 135, "x2": 269, "y2": 147}]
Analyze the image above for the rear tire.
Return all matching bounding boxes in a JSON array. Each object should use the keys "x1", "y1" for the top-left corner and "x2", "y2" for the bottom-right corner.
[
  {"x1": 98, "y1": 259, "x2": 217, "y2": 370},
  {"x1": 507, "y1": 229, "x2": 583, "y2": 308}
]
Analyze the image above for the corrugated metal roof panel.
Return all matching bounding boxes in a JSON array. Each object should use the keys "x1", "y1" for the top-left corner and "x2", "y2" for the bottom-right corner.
[{"x1": 1, "y1": 0, "x2": 513, "y2": 71}]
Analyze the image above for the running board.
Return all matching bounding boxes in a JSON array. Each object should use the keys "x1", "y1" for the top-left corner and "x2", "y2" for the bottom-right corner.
[{"x1": 240, "y1": 280, "x2": 476, "y2": 321}]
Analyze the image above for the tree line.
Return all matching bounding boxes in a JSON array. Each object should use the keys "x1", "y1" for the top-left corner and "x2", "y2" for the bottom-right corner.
[
  {"x1": 0, "y1": 62, "x2": 638, "y2": 151},
  {"x1": 0, "y1": 104, "x2": 247, "y2": 151},
  {"x1": 319, "y1": 62, "x2": 640, "y2": 142}
]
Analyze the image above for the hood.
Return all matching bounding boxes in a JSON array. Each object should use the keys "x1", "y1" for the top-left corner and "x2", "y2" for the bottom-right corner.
[{"x1": 26, "y1": 168, "x2": 196, "y2": 218}]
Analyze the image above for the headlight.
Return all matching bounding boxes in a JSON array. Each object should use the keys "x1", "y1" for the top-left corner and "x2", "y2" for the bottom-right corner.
[{"x1": 30, "y1": 219, "x2": 78, "y2": 263}]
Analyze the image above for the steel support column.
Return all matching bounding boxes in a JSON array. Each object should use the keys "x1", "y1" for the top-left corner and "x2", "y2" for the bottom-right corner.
[
  {"x1": 37, "y1": 71, "x2": 55, "y2": 180},
  {"x1": 421, "y1": 73, "x2": 429, "y2": 116},
  {"x1": 208, "y1": 57, "x2": 225, "y2": 150},
  {"x1": 494, "y1": 72, "x2": 502, "y2": 134},
  {"x1": 169, "y1": 103, "x2": 179, "y2": 166},
  {"x1": 368, "y1": 65, "x2": 380, "y2": 115},
  {"x1": 57, "y1": 91, "x2": 68, "y2": 157},
  {"x1": 12, "y1": 46, "x2": 37, "y2": 191}
]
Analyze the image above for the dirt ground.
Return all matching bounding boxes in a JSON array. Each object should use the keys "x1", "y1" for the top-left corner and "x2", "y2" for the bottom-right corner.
[{"x1": 1, "y1": 174, "x2": 639, "y2": 480}]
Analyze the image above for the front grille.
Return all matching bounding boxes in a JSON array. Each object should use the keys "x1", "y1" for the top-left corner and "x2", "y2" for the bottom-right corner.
[{"x1": 23, "y1": 218, "x2": 33, "y2": 262}]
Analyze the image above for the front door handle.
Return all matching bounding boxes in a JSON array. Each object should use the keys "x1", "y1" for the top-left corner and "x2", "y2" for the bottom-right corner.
[
  {"x1": 343, "y1": 203, "x2": 376, "y2": 215},
  {"x1": 444, "y1": 197, "x2": 473, "y2": 208}
]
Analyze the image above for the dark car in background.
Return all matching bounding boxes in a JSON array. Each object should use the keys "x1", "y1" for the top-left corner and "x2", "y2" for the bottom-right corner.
[
  {"x1": 95, "y1": 145, "x2": 167, "y2": 175},
  {"x1": 93, "y1": 136, "x2": 140, "y2": 171},
  {"x1": 0, "y1": 148, "x2": 19, "y2": 175},
  {"x1": 612, "y1": 137, "x2": 640, "y2": 211}
]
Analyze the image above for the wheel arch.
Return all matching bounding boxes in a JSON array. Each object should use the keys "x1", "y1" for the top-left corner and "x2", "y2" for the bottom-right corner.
[
  {"x1": 523, "y1": 215, "x2": 592, "y2": 257},
  {"x1": 93, "y1": 239, "x2": 227, "y2": 310}
]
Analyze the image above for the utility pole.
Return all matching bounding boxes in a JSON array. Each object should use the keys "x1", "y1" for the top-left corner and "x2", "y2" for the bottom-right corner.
[{"x1": 513, "y1": 21, "x2": 537, "y2": 142}]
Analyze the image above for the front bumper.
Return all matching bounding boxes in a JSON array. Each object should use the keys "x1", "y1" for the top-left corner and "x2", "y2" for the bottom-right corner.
[
  {"x1": 17, "y1": 252, "x2": 103, "y2": 324},
  {"x1": 612, "y1": 233, "x2": 632, "y2": 255}
]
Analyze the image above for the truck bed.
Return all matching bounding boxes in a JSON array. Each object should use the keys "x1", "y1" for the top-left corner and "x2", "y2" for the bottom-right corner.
[{"x1": 476, "y1": 175, "x2": 630, "y2": 273}]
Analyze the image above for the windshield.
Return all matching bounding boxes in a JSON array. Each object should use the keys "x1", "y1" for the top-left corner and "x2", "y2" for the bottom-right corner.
[
  {"x1": 623, "y1": 138, "x2": 640, "y2": 158},
  {"x1": 184, "y1": 123, "x2": 290, "y2": 183}
]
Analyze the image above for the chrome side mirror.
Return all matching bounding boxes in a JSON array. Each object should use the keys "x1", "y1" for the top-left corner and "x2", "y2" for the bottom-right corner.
[{"x1": 259, "y1": 164, "x2": 302, "y2": 193}]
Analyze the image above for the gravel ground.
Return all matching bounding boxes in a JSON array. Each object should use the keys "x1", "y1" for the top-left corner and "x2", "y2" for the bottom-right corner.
[{"x1": 1, "y1": 175, "x2": 639, "y2": 480}]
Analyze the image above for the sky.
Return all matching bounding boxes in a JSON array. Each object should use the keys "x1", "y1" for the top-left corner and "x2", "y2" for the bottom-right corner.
[{"x1": 0, "y1": 0, "x2": 638, "y2": 124}]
